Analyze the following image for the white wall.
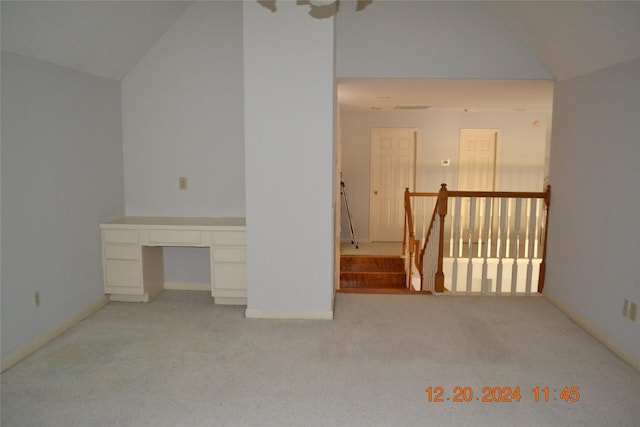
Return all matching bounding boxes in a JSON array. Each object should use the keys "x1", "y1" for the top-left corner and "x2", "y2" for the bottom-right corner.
[
  {"x1": 340, "y1": 108, "x2": 550, "y2": 241},
  {"x1": 1, "y1": 52, "x2": 124, "y2": 360},
  {"x1": 121, "y1": 1, "x2": 244, "y2": 283},
  {"x1": 243, "y1": 1, "x2": 335, "y2": 318},
  {"x1": 546, "y1": 59, "x2": 640, "y2": 364},
  {"x1": 336, "y1": 1, "x2": 552, "y2": 79}
]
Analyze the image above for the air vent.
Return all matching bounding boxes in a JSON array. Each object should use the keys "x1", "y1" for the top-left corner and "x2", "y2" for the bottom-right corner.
[{"x1": 393, "y1": 105, "x2": 431, "y2": 110}]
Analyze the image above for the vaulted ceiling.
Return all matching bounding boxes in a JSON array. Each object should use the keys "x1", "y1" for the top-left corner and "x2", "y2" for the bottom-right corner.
[
  {"x1": 1, "y1": 1, "x2": 192, "y2": 80},
  {"x1": 489, "y1": 1, "x2": 640, "y2": 81},
  {"x1": 2, "y1": 1, "x2": 638, "y2": 109}
]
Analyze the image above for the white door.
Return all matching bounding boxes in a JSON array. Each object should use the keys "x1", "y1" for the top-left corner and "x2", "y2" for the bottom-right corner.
[
  {"x1": 458, "y1": 129, "x2": 497, "y2": 247},
  {"x1": 458, "y1": 129, "x2": 497, "y2": 191},
  {"x1": 370, "y1": 128, "x2": 416, "y2": 242}
]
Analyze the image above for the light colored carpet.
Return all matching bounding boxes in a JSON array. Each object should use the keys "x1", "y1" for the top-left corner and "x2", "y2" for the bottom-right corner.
[{"x1": 2, "y1": 291, "x2": 639, "y2": 426}]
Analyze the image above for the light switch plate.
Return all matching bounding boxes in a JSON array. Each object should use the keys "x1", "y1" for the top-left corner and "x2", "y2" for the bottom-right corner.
[
  {"x1": 623, "y1": 299, "x2": 629, "y2": 317},
  {"x1": 179, "y1": 177, "x2": 188, "y2": 190},
  {"x1": 629, "y1": 302, "x2": 637, "y2": 322}
]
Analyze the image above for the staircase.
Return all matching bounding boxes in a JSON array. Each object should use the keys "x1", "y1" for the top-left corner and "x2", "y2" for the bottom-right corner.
[{"x1": 339, "y1": 255, "x2": 407, "y2": 293}]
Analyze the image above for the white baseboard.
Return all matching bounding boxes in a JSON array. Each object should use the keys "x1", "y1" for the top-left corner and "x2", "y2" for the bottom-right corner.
[
  {"x1": 110, "y1": 293, "x2": 149, "y2": 303},
  {"x1": 544, "y1": 293, "x2": 640, "y2": 372},
  {"x1": 163, "y1": 281, "x2": 210, "y2": 292},
  {"x1": 245, "y1": 308, "x2": 334, "y2": 320},
  {"x1": 215, "y1": 297, "x2": 247, "y2": 305},
  {"x1": 1, "y1": 295, "x2": 109, "y2": 373}
]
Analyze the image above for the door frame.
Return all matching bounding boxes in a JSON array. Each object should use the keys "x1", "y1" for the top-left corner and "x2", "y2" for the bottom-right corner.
[{"x1": 369, "y1": 127, "x2": 418, "y2": 242}]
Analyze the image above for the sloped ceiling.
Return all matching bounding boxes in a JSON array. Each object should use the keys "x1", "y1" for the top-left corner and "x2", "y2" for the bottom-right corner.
[
  {"x1": 1, "y1": 1, "x2": 192, "y2": 80},
  {"x1": 1, "y1": 1, "x2": 638, "y2": 83},
  {"x1": 490, "y1": 1, "x2": 640, "y2": 81}
]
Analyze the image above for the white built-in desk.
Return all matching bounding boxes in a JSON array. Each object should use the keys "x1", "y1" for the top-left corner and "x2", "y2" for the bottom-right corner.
[{"x1": 100, "y1": 217, "x2": 246, "y2": 305}]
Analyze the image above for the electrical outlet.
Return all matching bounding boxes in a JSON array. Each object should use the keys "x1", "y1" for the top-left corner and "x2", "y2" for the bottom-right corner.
[
  {"x1": 629, "y1": 302, "x2": 637, "y2": 322},
  {"x1": 623, "y1": 299, "x2": 629, "y2": 317},
  {"x1": 179, "y1": 177, "x2": 188, "y2": 190},
  {"x1": 34, "y1": 291, "x2": 40, "y2": 307}
]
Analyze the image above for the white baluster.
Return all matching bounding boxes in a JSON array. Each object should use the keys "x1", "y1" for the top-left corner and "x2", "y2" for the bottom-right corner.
[
  {"x1": 481, "y1": 197, "x2": 492, "y2": 295},
  {"x1": 451, "y1": 197, "x2": 462, "y2": 294},
  {"x1": 525, "y1": 199, "x2": 538, "y2": 294},
  {"x1": 510, "y1": 198, "x2": 523, "y2": 294},
  {"x1": 496, "y1": 198, "x2": 507, "y2": 295},
  {"x1": 466, "y1": 197, "x2": 476, "y2": 294}
]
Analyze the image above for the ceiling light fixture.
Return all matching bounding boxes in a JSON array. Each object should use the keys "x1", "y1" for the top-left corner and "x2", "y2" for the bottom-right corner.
[
  {"x1": 309, "y1": 0, "x2": 337, "y2": 6},
  {"x1": 258, "y1": 0, "x2": 372, "y2": 17}
]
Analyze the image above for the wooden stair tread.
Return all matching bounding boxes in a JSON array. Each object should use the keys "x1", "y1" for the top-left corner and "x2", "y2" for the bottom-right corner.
[
  {"x1": 339, "y1": 254, "x2": 406, "y2": 290},
  {"x1": 340, "y1": 255, "x2": 405, "y2": 273},
  {"x1": 337, "y1": 288, "x2": 413, "y2": 294}
]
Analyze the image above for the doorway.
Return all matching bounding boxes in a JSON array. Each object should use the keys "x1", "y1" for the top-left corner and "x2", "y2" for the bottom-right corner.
[
  {"x1": 457, "y1": 129, "x2": 498, "y2": 191},
  {"x1": 457, "y1": 129, "x2": 498, "y2": 246},
  {"x1": 369, "y1": 128, "x2": 417, "y2": 242}
]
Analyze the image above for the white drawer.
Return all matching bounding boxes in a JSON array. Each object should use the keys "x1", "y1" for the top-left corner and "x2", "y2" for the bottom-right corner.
[
  {"x1": 105, "y1": 260, "x2": 141, "y2": 289},
  {"x1": 103, "y1": 229, "x2": 139, "y2": 244},
  {"x1": 104, "y1": 245, "x2": 140, "y2": 261},
  {"x1": 213, "y1": 264, "x2": 247, "y2": 290},
  {"x1": 148, "y1": 229, "x2": 202, "y2": 245},
  {"x1": 213, "y1": 247, "x2": 246, "y2": 263},
  {"x1": 213, "y1": 231, "x2": 246, "y2": 246}
]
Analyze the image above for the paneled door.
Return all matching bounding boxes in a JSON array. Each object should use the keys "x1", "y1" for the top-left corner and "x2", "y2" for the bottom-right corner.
[
  {"x1": 458, "y1": 129, "x2": 497, "y2": 191},
  {"x1": 370, "y1": 128, "x2": 416, "y2": 242},
  {"x1": 458, "y1": 129, "x2": 498, "y2": 247}
]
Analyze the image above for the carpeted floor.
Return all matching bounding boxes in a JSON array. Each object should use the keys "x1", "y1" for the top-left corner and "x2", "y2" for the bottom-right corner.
[{"x1": 2, "y1": 291, "x2": 639, "y2": 426}]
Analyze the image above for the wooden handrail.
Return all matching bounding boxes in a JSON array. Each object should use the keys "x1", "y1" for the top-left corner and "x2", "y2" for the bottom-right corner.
[
  {"x1": 408, "y1": 192, "x2": 439, "y2": 197},
  {"x1": 447, "y1": 190, "x2": 546, "y2": 199}
]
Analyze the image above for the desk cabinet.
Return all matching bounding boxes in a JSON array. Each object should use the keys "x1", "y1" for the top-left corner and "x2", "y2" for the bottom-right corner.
[
  {"x1": 100, "y1": 217, "x2": 246, "y2": 305},
  {"x1": 211, "y1": 231, "x2": 247, "y2": 305}
]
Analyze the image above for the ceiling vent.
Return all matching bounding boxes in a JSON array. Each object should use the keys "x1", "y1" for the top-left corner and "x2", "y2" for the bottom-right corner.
[{"x1": 393, "y1": 105, "x2": 431, "y2": 110}]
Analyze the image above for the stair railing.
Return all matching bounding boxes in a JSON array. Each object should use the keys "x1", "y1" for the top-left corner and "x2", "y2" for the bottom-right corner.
[
  {"x1": 405, "y1": 184, "x2": 551, "y2": 295},
  {"x1": 403, "y1": 189, "x2": 438, "y2": 291}
]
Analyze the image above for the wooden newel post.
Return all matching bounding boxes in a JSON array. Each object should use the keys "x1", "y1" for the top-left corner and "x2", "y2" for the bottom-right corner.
[
  {"x1": 435, "y1": 183, "x2": 448, "y2": 293},
  {"x1": 403, "y1": 188, "x2": 411, "y2": 255},
  {"x1": 537, "y1": 185, "x2": 551, "y2": 293}
]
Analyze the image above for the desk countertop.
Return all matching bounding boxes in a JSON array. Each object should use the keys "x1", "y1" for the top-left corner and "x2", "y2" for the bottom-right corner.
[{"x1": 101, "y1": 216, "x2": 246, "y2": 228}]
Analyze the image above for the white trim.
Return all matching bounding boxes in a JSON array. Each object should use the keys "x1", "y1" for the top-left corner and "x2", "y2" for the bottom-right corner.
[
  {"x1": 544, "y1": 293, "x2": 640, "y2": 372},
  {"x1": 110, "y1": 293, "x2": 149, "y2": 303},
  {"x1": 215, "y1": 297, "x2": 247, "y2": 305},
  {"x1": 245, "y1": 308, "x2": 334, "y2": 320},
  {"x1": 1, "y1": 295, "x2": 109, "y2": 373},
  {"x1": 163, "y1": 281, "x2": 210, "y2": 292}
]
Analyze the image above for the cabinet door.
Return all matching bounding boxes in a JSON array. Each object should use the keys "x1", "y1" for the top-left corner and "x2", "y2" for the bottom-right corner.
[
  {"x1": 213, "y1": 263, "x2": 247, "y2": 290},
  {"x1": 105, "y1": 260, "x2": 142, "y2": 294}
]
